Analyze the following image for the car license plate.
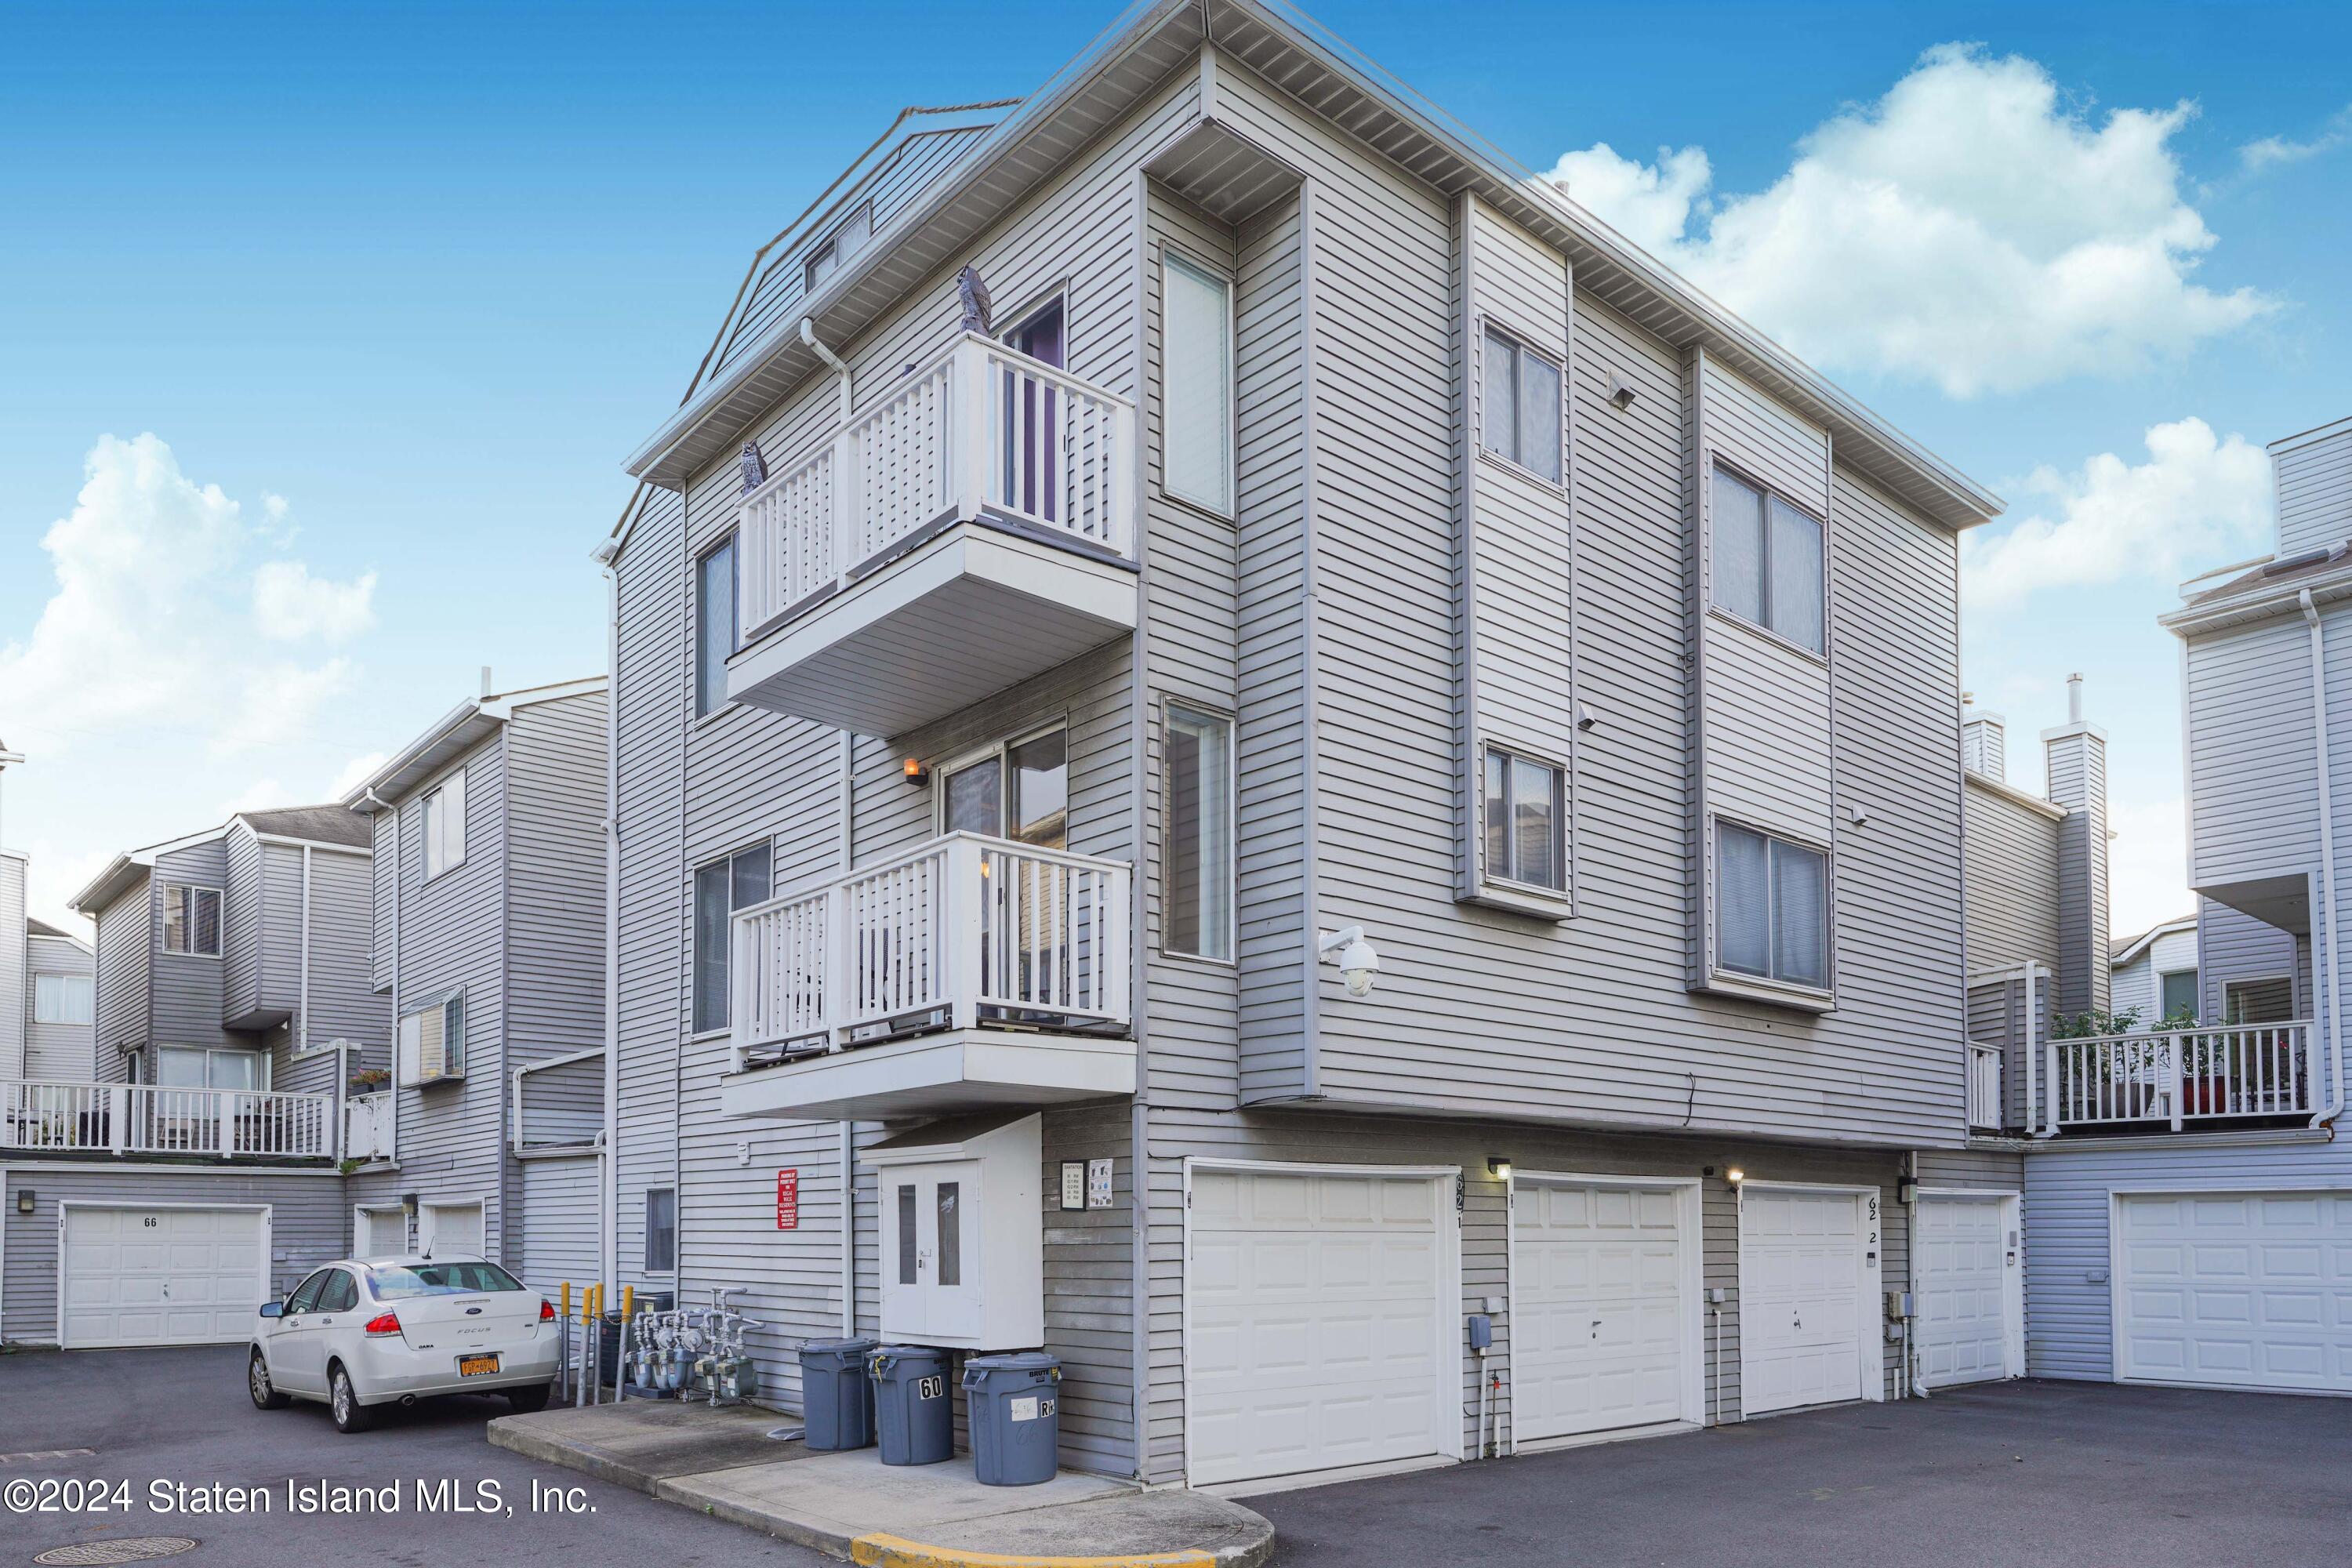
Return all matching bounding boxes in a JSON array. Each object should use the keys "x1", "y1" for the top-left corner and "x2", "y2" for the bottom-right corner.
[{"x1": 459, "y1": 1353, "x2": 500, "y2": 1377}]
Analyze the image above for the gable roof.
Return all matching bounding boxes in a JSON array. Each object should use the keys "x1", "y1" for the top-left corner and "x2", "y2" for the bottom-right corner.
[
  {"x1": 27, "y1": 915, "x2": 92, "y2": 949},
  {"x1": 238, "y1": 804, "x2": 372, "y2": 848},
  {"x1": 68, "y1": 799, "x2": 374, "y2": 911},
  {"x1": 617, "y1": 0, "x2": 2000, "y2": 540},
  {"x1": 2112, "y1": 914, "x2": 2198, "y2": 968},
  {"x1": 344, "y1": 675, "x2": 608, "y2": 811}
]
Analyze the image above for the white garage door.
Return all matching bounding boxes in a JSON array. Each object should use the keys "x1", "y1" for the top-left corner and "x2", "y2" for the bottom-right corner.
[
  {"x1": 420, "y1": 1201, "x2": 485, "y2": 1259},
  {"x1": 1916, "y1": 1195, "x2": 2014, "y2": 1387},
  {"x1": 518, "y1": 1158, "x2": 601, "y2": 1297},
  {"x1": 1188, "y1": 1167, "x2": 1449, "y2": 1486},
  {"x1": 1512, "y1": 1180, "x2": 1690, "y2": 1441},
  {"x1": 358, "y1": 1206, "x2": 408, "y2": 1258},
  {"x1": 2116, "y1": 1191, "x2": 2352, "y2": 1393},
  {"x1": 1740, "y1": 1188, "x2": 1870, "y2": 1415},
  {"x1": 62, "y1": 1205, "x2": 267, "y2": 1348}
]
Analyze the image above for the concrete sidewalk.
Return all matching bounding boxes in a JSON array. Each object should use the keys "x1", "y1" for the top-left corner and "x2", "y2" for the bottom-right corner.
[{"x1": 489, "y1": 1401, "x2": 1274, "y2": 1568}]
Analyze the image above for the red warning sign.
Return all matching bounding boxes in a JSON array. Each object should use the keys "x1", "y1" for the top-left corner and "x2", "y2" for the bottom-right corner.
[{"x1": 776, "y1": 1168, "x2": 800, "y2": 1231}]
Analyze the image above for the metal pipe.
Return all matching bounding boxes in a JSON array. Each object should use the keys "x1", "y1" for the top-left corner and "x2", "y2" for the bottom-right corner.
[{"x1": 2300, "y1": 590, "x2": 2346, "y2": 1127}]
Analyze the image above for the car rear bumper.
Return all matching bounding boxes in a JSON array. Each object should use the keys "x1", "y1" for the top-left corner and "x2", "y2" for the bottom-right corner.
[{"x1": 346, "y1": 1333, "x2": 561, "y2": 1404}]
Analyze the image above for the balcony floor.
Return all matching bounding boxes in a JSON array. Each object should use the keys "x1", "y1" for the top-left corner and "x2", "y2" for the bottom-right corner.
[{"x1": 719, "y1": 1027, "x2": 1134, "y2": 1123}]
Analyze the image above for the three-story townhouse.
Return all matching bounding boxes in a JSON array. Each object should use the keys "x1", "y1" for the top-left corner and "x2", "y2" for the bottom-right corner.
[
  {"x1": 599, "y1": 0, "x2": 2003, "y2": 1489},
  {"x1": 1, "y1": 805, "x2": 384, "y2": 1347},
  {"x1": 341, "y1": 676, "x2": 609, "y2": 1286}
]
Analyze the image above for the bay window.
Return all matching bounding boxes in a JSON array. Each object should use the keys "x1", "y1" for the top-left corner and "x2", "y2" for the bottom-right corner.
[{"x1": 161, "y1": 883, "x2": 222, "y2": 956}]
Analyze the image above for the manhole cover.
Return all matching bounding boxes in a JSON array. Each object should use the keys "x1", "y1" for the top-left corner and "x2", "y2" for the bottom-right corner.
[{"x1": 34, "y1": 1540, "x2": 198, "y2": 1566}]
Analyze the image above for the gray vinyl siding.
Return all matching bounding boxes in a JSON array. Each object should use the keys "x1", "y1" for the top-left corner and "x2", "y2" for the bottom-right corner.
[
  {"x1": 2273, "y1": 419, "x2": 2352, "y2": 560},
  {"x1": 0, "y1": 856, "x2": 24, "y2": 1080},
  {"x1": 503, "y1": 690, "x2": 609, "y2": 1080},
  {"x1": 148, "y1": 838, "x2": 235, "y2": 1057},
  {"x1": 0, "y1": 1164, "x2": 349, "y2": 1343},
  {"x1": 1963, "y1": 779, "x2": 2060, "y2": 975},
  {"x1": 1916, "y1": 1148, "x2": 2023, "y2": 1191},
  {"x1": 222, "y1": 826, "x2": 264, "y2": 1025},
  {"x1": 304, "y1": 848, "x2": 389, "y2": 1060},
  {"x1": 92, "y1": 878, "x2": 148, "y2": 1081},
  {"x1": 2183, "y1": 614, "x2": 2319, "y2": 894},
  {"x1": 2021, "y1": 1136, "x2": 2352, "y2": 1381},
  {"x1": 518, "y1": 1053, "x2": 604, "y2": 1147},
  {"x1": 24, "y1": 932, "x2": 96, "y2": 1081},
  {"x1": 256, "y1": 840, "x2": 308, "y2": 1024},
  {"x1": 2197, "y1": 897, "x2": 2308, "y2": 1021},
  {"x1": 370, "y1": 810, "x2": 395, "y2": 993}
]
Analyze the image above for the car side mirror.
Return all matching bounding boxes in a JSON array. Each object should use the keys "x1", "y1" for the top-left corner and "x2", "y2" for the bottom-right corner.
[{"x1": 259, "y1": 1302, "x2": 284, "y2": 1319}]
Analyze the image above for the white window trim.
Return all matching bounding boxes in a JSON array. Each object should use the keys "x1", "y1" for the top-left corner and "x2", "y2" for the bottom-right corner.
[
  {"x1": 1472, "y1": 741, "x2": 1570, "y2": 909},
  {"x1": 691, "y1": 838, "x2": 775, "y2": 1037},
  {"x1": 643, "y1": 1186, "x2": 679, "y2": 1276},
  {"x1": 1474, "y1": 317, "x2": 1567, "y2": 490},
  {"x1": 1157, "y1": 247, "x2": 1237, "y2": 521},
  {"x1": 1160, "y1": 699, "x2": 1237, "y2": 965},
  {"x1": 2220, "y1": 973, "x2": 2296, "y2": 1023},
  {"x1": 695, "y1": 532, "x2": 741, "y2": 721},
  {"x1": 1706, "y1": 459, "x2": 1830, "y2": 662},
  {"x1": 2154, "y1": 967, "x2": 2200, "y2": 1018},
  {"x1": 398, "y1": 991, "x2": 466, "y2": 1087},
  {"x1": 419, "y1": 766, "x2": 468, "y2": 884},
  {"x1": 804, "y1": 201, "x2": 873, "y2": 294},
  {"x1": 31, "y1": 971, "x2": 95, "y2": 1025},
  {"x1": 927, "y1": 720, "x2": 1071, "y2": 840},
  {"x1": 159, "y1": 882, "x2": 224, "y2": 958},
  {"x1": 1701, "y1": 815, "x2": 1835, "y2": 1010}
]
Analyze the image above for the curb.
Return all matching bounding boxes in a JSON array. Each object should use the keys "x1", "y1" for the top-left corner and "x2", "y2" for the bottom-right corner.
[
  {"x1": 851, "y1": 1533, "x2": 1225, "y2": 1568},
  {"x1": 487, "y1": 1417, "x2": 659, "y2": 1496}
]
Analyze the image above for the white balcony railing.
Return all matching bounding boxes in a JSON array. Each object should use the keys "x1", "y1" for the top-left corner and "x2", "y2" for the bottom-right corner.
[
  {"x1": 1968, "y1": 1041, "x2": 2004, "y2": 1130},
  {"x1": 2049, "y1": 1022, "x2": 2315, "y2": 1131},
  {"x1": 1, "y1": 1079, "x2": 336, "y2": 1159},
  {"x1": 737, "y1": 333, "x2": 1137, "y2": 635},
  {"x1": 343, "y1": 1090, "x2": 395, "y2": 1163},
  {"x1": 731, "y1": 832, "x2": 1131, "y2": 1065}
]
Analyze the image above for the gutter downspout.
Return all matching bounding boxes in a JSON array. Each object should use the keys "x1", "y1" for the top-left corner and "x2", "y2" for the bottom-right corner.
[
  {"x1": 2027, "y1": 961, "x2": 2054, "y2": 1138},
  {"x1": 838, "y1": 730, "x2": 856, "y2": 1337},
  {"x1": 2300, "y1": 590, "x2": 2346, "y2": 1127},
  {"x1": 599, "y1": 546, "x2": 623, "y2": 1296},
  {"x1": 363, "y1": 786, "x2": 402, "y2": 1226}
]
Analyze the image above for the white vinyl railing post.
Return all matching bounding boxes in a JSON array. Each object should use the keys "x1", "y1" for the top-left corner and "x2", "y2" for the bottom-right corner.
[
  {"x1": 954, "y1": 338, "x2": 993, "y2": 524},
  {"x1": 2164, "y1": 1036, "x2": 2185, "y2": 1132},
  {"x1": 110, "y1": 1084, "x2": 129, "y2": 1156},
  {"x1": 825, "y1": 882, "x2": 852, "y2": 1053},
  {"x1": 946, "y1": 837, "x2": 985, "y2": 1033},
  {"x1": 831, "y1": 427, "x2": 857, "y2": 593},
  {"x1": 731, "y1": 910, "x2": 757, "y2": 1074}
]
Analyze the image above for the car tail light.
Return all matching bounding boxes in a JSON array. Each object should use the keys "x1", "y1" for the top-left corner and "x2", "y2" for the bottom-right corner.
[
  {"x1": 539, "y1": 1299, "x2": 555, "y2": 1322},
  {"x1": 363, "y1": 1312, "x2": 401, "y2": 1338}
]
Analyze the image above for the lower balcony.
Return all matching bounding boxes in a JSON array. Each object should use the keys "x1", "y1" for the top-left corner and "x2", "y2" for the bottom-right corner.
[
  {"x1": 2042, "y1": 1021, "x2": 2327, "y2": 1135},
  {"x1": 720, "y1": 833, "x2": 1133, "y2": 1123},
  {"x1": 2, "y1": 1080, "x2": 337, "y2": 1161}
]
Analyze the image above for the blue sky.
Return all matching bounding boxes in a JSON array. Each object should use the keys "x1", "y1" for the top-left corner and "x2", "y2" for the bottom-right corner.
[{"x1": 3, "y1": 0, "x2": 2348, "y2": 932}]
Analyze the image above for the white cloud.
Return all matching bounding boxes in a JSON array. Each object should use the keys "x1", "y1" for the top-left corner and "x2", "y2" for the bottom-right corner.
[
  {"x1": 1545, "y1": 44, "x2": 2274, "y2": 395},
  {"x1": 2238, "y1": 105, "x2": 2351, "y2": 173},
  {"x1": 328, "y1": 751, "x2": 390, "y2": 801},
  {"x1": 1958, "y1": 418, "x2": 2271, "y2": 612},
  {"x1": 219, "y1": 778, "x2": 296, "y2": 815},
  {"x1": 0, "y1": 434, "x2": 373, "y2": 758},
  {"x1": 254, "y1": 561, "x2": 378, "y2": 642},
  {"x1": 2109, "y1": 794, "x2": 2196, "y2": 934}
]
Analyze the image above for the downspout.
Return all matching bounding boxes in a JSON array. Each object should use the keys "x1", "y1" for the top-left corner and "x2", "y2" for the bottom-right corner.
[
  {"x1": 2027, "y1": 961, "x2": 2053, "y2": 1138},
  {"x1": 364, "y1": 786, "x2": 401, "y2": 1215},
  {"x1": 299, "y1": 844, "x2": 313, "y2": 1053},
  {"x1": 837, "y1": 731, "x2": 856, "y2": 1337},
  {"x1": 800, "y1": 318, "x2": 853, "y2": 422},
  {"x1": 599, "y1": 546, "x2": 623, "y2": 1295},
  {"x1": 2299, "y1": 589, "x2": 2345, "y2": 1127}
]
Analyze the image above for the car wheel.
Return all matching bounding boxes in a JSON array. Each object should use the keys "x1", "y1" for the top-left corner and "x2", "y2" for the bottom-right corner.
[
  {"x1": 505, "y1": 1381, "x2": 553, "y2": 1414},
  {"x1": 249, "y1": 1351, "x2": 291, "y2": 1410},
  {"x1": 329, "y1": 1364, "x2": 375, "y2": 1433}
]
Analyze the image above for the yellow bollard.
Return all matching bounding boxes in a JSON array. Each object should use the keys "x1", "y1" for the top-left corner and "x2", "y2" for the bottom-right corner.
[
  {"x1": 560, "y1": 1281, "x2": 572, "y2": 1318},
  {"x1": 622, "y1": 1284, "x2": 634, "y2": 1319}
]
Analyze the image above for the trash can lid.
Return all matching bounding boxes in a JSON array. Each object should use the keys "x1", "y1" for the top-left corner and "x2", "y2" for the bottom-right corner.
[
  {"x1": 802, "y1": 1336, "x2": 879, "y2": 1355},
  {"x1": 869, "y1": 1343, "x2": 953, "y2": 1367},
  {"x1": 964, "y1": 1351, "x2": 1059, "y2": 1373}
]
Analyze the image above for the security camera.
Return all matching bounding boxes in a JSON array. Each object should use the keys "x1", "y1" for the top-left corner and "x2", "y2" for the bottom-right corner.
[{"x1": 1317, "y1": 925, "x2": 1381, "y2": 997}]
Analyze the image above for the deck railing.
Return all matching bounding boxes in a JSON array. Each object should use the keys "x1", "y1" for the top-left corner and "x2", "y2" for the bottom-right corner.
[
  {"x1": 1968, "y1": 1042, "x2": 2004, "y2": 1130},
  {"x1": 737, "y1": 332, "x2": 1137, "y2": 636},
  {"x1": 1, "y1": 1079, "x2": 336, "y2": 1159},
  {"x1": 731, "y1": 832, "x2": 1131, "y2": 1064},
  {"x1": 343, "y1": 1090, "x2": 395, "y2": 1163},
  {"x1": 2049, "y1": 1021, "x2": 2314, "y2": 1131}
]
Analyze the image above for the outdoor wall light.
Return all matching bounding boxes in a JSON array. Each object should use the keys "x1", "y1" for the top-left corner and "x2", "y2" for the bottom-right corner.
[
  {"x1": 1725, "y1": 1167, "x2": 1745, "y2": 1185},
  {"x1": 1486, "y1": 1157, "x2": 1512, "y2": 1182},
  {"x1": 1317, "y1": 926, "x2": 1381, "y2": 997},
  {"x1": 14, "y1": 1189, "x2": 31, "y2": 1216},
  {"x1": 902, "y1": 757, "x2": 928, "y2": 786}
]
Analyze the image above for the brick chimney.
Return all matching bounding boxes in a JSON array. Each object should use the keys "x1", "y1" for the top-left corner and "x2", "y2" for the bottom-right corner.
[
  {"x1": 2043, "y1": 673, "x2": 2111, "y2": 1016},
  {"x1": 1961, "y1": 693, "x2": 2006, "y2": 782}
]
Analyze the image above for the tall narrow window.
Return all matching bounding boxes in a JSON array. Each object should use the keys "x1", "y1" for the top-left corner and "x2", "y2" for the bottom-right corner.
[
  {"x1": 692, "y1": 841, "x2": 773, "y2": 1034},
  {"x1": 422, "y1": 768, "x2": 466, "y2": 879},
  {"x1": 1165, "y1": 705, "x2": 1235, "y2": 959},
  {"x1": 1478, "y1": 328, "x2": 1563, "y2": 482},
  {"x1": 644, "y1": 1189, "x2": 677, "y2": 1273},
  {"x1": 1481, "y1": 748, "x2": 1566, "y2": 892},
  {"x1": 1162, "y1": 255, "x2": 1233, "y2": 514},
  {"x1": 935, "y1": 1181, "x2": 961, "y2": 1287},
  {"x1": 1711, "y1": 466, "x2": 1825, "y2": 654},
  {"x1": 697, "y1": 535, "x2": 738, "y2": 718},
  {"x1": 2158, "y1": 969, "x2": 2198, "y2": 1021},
  {"x1": 161, "y1": 884, "x2": 222, "y2": 956},
  {"x1": 1716, "y1": 822, "x2": 1829, "y2": 990},
  {"x1": 896, "y1": 1185, "x2": 918, "y2": 1285}
]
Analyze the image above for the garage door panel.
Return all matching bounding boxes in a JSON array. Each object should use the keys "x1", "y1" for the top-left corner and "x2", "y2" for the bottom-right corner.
[
  {"x1": 1514, "y1": 1181, "x2": 1690, "y2": 1443},
  {"x1": 2116, "y1": 1190, "x2": 2352, "y2": 1393},
  {"x1": 61, "y1": 1206, "x2": 267, "y2": 1349},
  {"x1": 1741, "y1": 1190, "x2": 1868, "y2": 1414}
]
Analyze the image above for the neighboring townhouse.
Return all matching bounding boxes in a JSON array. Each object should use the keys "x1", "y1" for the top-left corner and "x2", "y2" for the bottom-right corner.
[
  {"x1": 600, "y1": 0, "x2": 2002, "y2": 1490},
  {"x1": 2, "y1": 805, "x2": 385, "y2": 1348},
  {"x1": 2111, "y1": 914, "x2": 2198, "y2": 1025},
  {"x1": 0, "y1": 747, "x2": 96, "y2": 1084},
  {"x1": 340, "y1": 677, "x2": 608, "y2": 1289}
]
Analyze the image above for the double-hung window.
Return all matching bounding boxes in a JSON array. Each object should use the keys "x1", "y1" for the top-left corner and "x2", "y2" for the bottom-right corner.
[
  {"x1": 1161, "y1": 254, "x2": 1233, "y2": 514},
  {"x1": 1716, "y1": 823, "x2": 1828, "y2": 991},
  {"x1": 1711, "y1": 466, "x2": 1825, "y2": 654},
  {"x1": 804, "y1": 203, "x2": 871, "y2": 293},
  {"x1": 399, "y1": 993, "x2": 466, "y2": 1086},
  {"x1": 422, "y1": 768, "x2": 466, "y2": 879},
  {"x1": 644, "y1": 1189, "x2": 677, "y2": 1274},
  {"x1": 1482, "y1": 748, "x2": 1566, "y2": 892},
  {"x1": 33, "y1": 973, "x2": 93, "y2": 1025},
  {"x1": 1479, "y1": 327, "x2": 1563, "y2": 483},
  {"x1": 2158, "y1": 969, "x2": 2198, "y2": 1022},
  {"x1": 692, "y1": 841, "x2": 773, "y2": 1034},
  {"x1": 1164, "y1": 704, "x2": 1234, "y2": 960},
  {"x1": 161, "y1": 883, "x2": 222, "y2": 956},
  {"x1": 696, "y1": 535, "x2": 739, "y2": 719}
]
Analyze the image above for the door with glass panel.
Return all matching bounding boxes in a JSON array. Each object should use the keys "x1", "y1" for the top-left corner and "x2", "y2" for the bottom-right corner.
[
  {"x1": 1000, "y1": 299, "x2": 1066, "y2": 522},
  {"x1": 880, "y1": 1161, "x2": 983, "y2": 1341},
  {"x1": 152, "y1": 1047, "x2": 267, "y2": 1151},
  {"x1": 941, "y1": 732, "x2": 1076, "y2": 1015}
]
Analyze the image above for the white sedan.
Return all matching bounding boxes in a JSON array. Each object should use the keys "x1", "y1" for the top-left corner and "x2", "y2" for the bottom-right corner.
[{"x1": 248, "y1": 1255, "x2": 561, "y2": 1432}]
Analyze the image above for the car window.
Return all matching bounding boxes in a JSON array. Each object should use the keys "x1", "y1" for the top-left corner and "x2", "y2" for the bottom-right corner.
[
  {"x1": 285, "y1": 1271, "x2": 329, "y2": 1315},
  {"x1": 317, "y1": 1272, "x2": 359, "y2": 1313},
  {"x1": 367, "y1": 1261, "x2": 525, "y2": 1299}
]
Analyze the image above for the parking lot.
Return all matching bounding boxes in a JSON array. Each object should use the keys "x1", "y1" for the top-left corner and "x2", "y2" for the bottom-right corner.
[{"x1": 1257, "y1": 1377, "x2": 2352, "y2": 1568}]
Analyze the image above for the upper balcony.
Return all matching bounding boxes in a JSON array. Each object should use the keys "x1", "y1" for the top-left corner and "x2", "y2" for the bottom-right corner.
[
  {"x1": 726, "y1": 333, "x2": 1138, "y2": 737},
  {"x1": 719, "y1": 832, "x2": 1133, "y2": 1122},
  {"x1": 3, "y1": 1079, "x2": 339, "y2": 1162},
  {"x1": 2039, "y1": 1020, "x2": 2332, "y2": 1135}
]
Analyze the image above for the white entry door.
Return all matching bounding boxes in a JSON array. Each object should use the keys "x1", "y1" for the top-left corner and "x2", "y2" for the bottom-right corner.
[
  {"x1": 1740, "y1": 1187, "x2": 1871, "y2": 1415},
  {"x1": 880, "y1": 1160, "x2": 984, "y2": 1342},
  {"x1": 1512, "y1": 1179, "x2": 1692, "y2": 1441},
  {"x1": 61, "y1": 1205, "x2": 268, "y2": 1348},
  {"x1": 2116, "y1": 1191, "x2": 2352, "y2": 1392},
  {"x1": 1915, "y1": 1195, "x2": 2016, "y2": 1387},
  {"x1": 1186, "y1": 1167, "x2": 1450, "y2": 1487}
]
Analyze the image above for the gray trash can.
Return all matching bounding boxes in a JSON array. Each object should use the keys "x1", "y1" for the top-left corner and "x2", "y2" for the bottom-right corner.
[
  {"x1": 800, "y1": 1337, "x2": 878, "y2": 1451},
  {"x1": 961, "y1": 1352, "x2": 1062, "y2": 1486},
  {"x1": 869, "y1": 1345, "x2": 954, "y2": 1466}
]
